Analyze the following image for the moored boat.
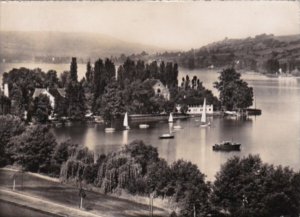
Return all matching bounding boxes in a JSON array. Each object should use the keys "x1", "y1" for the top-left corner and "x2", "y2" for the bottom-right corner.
[
  {"x1": 212, "y1": 141, "x2": 241, "y2": 151},
  {"x1": 173, "y1": 125, "x2": 182, "y2": 130},
  {"x1": 123, "y1": 112, "x2": 130, "y2": 130},
  {"x1": 159, "y1": 133, "x2": 174, "y2": 139},
  {"x1": 200, "y1": 98, "x2": 211, "y2": 127},
  {"x1": 105, "y1": 127, "x2": 115, "y2": 133},
  {"x1": 139, "y1": 124, "x2": 149, "y2": 129}
]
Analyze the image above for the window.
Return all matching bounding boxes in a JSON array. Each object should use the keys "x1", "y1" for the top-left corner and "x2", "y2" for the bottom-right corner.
[{"x1": 157, "y1": 88, "x2": 161, "y2": 94}]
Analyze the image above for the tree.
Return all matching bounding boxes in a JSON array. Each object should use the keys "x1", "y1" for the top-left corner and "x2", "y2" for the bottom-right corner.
[
  {"x1": 265, "y1": 58, "x2": 280, "y2": 74},
  {"x1": 212, "y1": 155, "x2": 300, "y2": 217},
  {"x1": 70, "y1": 57, "x2": 78, "y2": 82},
  {"x1": 214, "y1": 68, "x2": 253, "y2": 110},
  {"x1": 0, "y1": 115, "x2": 25, "y2": 166},
  {"x1": 168, "y1": 160, "x2": 211, "y2": 217},
  {"x1": 8, "y1": 125, "x2": 57, "y2": 172},
  {"x1": 45, "y1": 70, "x2": 59, "y2": 88},
  {"x1": 0, "y1": 94, "x2": 11, "y2": 115},
  {"x1": 85, "y1": 61, "x2": 93, "y2": 83},
  {"x1": 32, "y1": 94, "x2": 52, "y2": 123},
  {"x1": 65, "y1": 82, "x2": 86, "y2": 120},
  {"x1": 100, "y1": 81, "x2": 125, "y2": 124}
]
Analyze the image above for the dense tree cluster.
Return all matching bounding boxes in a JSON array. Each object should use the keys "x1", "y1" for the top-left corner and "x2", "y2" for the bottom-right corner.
[
  {"x1": 154, "y1": 34, "x2": 300, "y2": 73},
  {"x1": 212, "y1": 155, "x2": 300, "y2": 217},
  {"x1": 7, "y1": 125, "x2": 57, "y2": 173},
  {"x1": 82, "y1": 58, "x2": 180, "y2": 123},
  {"x1": 2, "y1": 57, "x2": 223, "y2": 123},
  {"x1": 0, "y1": 115, "x2": 25, "y2": 166},
  {"x1": 59, "y1": 140, "x2": 211, "y2": 216},
  {"x1": 214, "y1": 68, "x2": 253, "y2": 110},
  {"x1": 176, "y1": 75, "x2": 220, "y2": 110},
  {"x1": 31, "y1": 93, "x2": 52, "y2": 123}
]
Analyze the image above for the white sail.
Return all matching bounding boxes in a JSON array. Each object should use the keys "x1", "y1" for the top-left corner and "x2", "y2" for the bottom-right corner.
[
  {"x1": 168, "y1": 113, "x2": 173, "y2": 123},
  {"x1": 201, "y1": 98, "x2": 207, "y2": 123},
  {"x1": 123, "y1": 112, "x2": 129, "y2": 128}
]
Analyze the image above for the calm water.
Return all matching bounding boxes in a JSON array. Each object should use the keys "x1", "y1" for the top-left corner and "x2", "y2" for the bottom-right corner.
[{"x1": 1, "y1": 63, "x2": 300, "y2": 180}]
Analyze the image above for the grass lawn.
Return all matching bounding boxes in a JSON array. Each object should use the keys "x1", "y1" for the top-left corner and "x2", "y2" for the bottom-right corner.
[{"x1": 0, "y1": 169, "x2": 168, "y2": 217}]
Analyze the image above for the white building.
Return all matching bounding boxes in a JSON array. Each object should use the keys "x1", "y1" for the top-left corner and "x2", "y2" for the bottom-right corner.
[
  {"x1": 152, "y1": 80, "x2": 170, "y2": 101},
  {"x1": 176, "y1": 104, "x2": 214, "y2": 115}
]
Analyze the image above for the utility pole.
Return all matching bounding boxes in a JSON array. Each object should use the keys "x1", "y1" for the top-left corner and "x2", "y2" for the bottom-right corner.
[
  {"x1": 149, "y1": 194, "x2": 154, "y2": 217},
  {"x1": 193, "y1": 205, "x2": 196, "y2": 217},
  {"x1": 12, "y1": 173, "x2": 16, "y2": 191}
]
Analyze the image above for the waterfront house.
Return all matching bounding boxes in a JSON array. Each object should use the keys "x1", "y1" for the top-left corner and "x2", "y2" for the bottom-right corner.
[
  {"x1": 32, "y1": 88, "x2": 66, "y2": 109},
  {"x1": 151, "y1": 80, "x2": 170, "y2": 100}
]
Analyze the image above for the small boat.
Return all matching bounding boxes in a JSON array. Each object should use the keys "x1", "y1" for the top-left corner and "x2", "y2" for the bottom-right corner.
[
  {"x1": 168, "y1": 113, "x2": 173, "y2": 123},
  {"x1": 212, "y1": 141, "x2": 241, "y2": 151},
  {"x1": 105, "y1": 128, "x2": 115, "y2": 133},
  {"x1": 65, "y1": 120, "x2": 72, "y2": 126},
  {"x1": 200, "y1": 98, "x2": 211, "y2": 127},
  {"x1": 94, "y1": 116, "x2": 104, "y2": 124},
  {"x1": 159, "y1": 133, "x2": 174, "y2": 139},
  {"x1": 139, "y1": 124, "x2": 149, "y2": 129},
  {"x1": 173, "y1": 125, "x2": 182, "y2": 130},
  {"x1": 123, "y1": 112, "x2": 130, "y2": 130}
]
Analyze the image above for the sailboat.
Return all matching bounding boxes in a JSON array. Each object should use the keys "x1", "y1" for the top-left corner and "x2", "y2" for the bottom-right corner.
[
  {"x1": 168, "y1": 113, "x2": 173, "y2": 123},
  {"x1": 123, "y1": 112, "x2": 130, "y2": 130},
  {"x1": 200, "y1": 98, "x2": 210, "y2": 127}
]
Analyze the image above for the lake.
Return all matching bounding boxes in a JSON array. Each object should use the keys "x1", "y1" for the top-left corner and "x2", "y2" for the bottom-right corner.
[{"x1": 1, "y1": 63, "x2": 300, "y2": 181}]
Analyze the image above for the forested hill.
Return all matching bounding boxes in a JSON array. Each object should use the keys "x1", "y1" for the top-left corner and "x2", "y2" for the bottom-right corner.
[
  {"x1": 0, "y1": 31, "x2": 163, "y2": 63},
  {"x1": 155, "y1": 34, "x2": 300, "y2": 74}
]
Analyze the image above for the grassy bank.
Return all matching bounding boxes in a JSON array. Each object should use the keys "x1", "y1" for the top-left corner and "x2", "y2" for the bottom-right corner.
[{"x1": 0, "y1": 169, "x2": 168, "y2": 217}]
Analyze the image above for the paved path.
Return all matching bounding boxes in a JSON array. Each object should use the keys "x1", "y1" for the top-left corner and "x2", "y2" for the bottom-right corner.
[{"x1": 0, "y1": 169, "x2": 168, "y2": 217}]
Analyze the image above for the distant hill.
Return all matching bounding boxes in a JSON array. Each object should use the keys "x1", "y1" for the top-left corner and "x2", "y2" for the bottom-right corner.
[
  {"x1": 0, "y1": 31, "x2": 164, "y2": 63},
  {"x1": 154, "y1": 34, "x2": 300, "y2": 74}
]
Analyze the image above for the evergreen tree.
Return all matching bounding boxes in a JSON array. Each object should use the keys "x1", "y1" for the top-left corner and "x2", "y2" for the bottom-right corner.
[
  {"x1": 70, "y1": 57, "x2": 78, "y2": 82},
  {"x1": 101, "y1": 81, "x2": 125, "y2": 124},
  {"x1": 85, "y1": 61, "x2": 92, "y2": 83},
  {"x1": 65, "y1": 82, "x2": 86, "y2": 120}
]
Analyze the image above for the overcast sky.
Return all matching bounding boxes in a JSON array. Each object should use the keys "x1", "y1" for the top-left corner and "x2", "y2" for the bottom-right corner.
[{"x1": 0, "y1": 1, "x2": 299, "y2": 50}]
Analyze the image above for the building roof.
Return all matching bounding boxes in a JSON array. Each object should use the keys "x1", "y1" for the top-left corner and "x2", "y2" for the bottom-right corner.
[
  {"x1": 32, "y1": 88, "x2": 51, "y2": 98},
  {"x1": 33, "y1": 88, "x2": 66, "y2": 99}
]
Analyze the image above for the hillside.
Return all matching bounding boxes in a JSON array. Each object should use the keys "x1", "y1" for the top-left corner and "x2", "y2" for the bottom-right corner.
[
  {"x1": 155, "y1": 34, "x2": 300, "y2": 74},
  {"x1": 0, "y1": 31, "x2": 163, "y2": 63}
]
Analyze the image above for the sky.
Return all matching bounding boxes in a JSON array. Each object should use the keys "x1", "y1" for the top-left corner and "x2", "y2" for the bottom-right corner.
[{"x1": 0, "y1": 1, "x2": 299, "y2": 50}]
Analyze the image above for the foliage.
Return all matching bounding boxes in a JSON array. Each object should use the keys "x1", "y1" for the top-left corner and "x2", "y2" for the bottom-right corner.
[
  {"x1": 212, "y1": 155, "x2": 300, "y2": 217},
  {"x1": 8, "y1": 125, "x2": 57, "y2": 172},
  {"x1": 100, "y1": 81, "x2": 125, "y2": 123},
  {"x1": 31, "y1": 93, "x2": 52, "y2": 123},
  {"x1": 0, "y1": 115, "x2": 25, "y2": 166},
  {"x1": 214, "y1": 68, "x2": 253, "y2": 110},
  {"x1": 0, "y1": 94, "x2": 11, "y2": 115},
  {"x1": 70, "y1": 57, "x2": 78, "y2": 82},
  {"x1": 65, "y1": 81, "x2": 86, "y2": 120}
]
